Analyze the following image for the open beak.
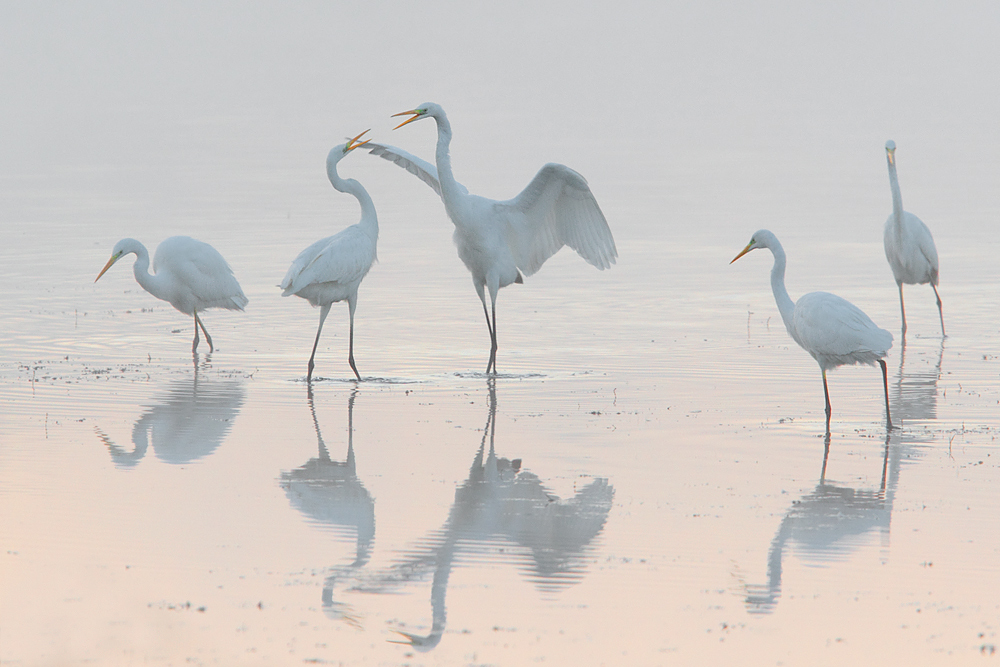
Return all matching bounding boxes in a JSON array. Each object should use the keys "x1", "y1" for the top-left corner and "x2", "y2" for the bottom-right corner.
[
  {"x1": 391, "y1": 109, "x2": 423, "y2": 130},
  {"x1": 730, "y1": 242, "x2": 755, "y2": 264},
  {"x1": 95, "y1": 254, "x2": 119, "y2": 282},
  {"x1": 346, "y1": 129, "x2": 371, "y2": 151}
]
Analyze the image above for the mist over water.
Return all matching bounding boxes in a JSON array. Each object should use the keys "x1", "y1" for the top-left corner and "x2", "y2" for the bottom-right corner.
[{"x1": 3, "y1": 2, "x2": 1000, "y2": 664}]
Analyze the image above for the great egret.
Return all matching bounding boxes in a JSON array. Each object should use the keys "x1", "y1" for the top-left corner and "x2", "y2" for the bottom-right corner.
[
  {"x1": 280, "y1": 130, "x2": 377, "y2": 381},
  {"x1": 883, "y1": 140, "x2": 944, "y2": 337},
  {"x1": 731, "y1": 229, "x2": 893, "y2": 429},
  {"x1": 364, "y1": 102, "x2": 617, "y2": 373},
  {"x1": 95, "y1": 236, "x2": 248, "y2": 352}
]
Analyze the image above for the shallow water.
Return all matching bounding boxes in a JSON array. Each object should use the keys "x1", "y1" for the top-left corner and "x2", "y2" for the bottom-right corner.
[{"x1": 4, "y1": 3, "x2": 1000, "y2": 665}]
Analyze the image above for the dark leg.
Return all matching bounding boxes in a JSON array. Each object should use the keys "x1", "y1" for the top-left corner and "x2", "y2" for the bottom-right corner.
[
  {"x1": 931, "y1": 283, "x2": 945, "y2": 337},
  {"x1": 822, "y1": 369, "x2": 832, "y2": 430},
  {"x1": 879, "y1": 359, "x2": 893, "y2": 430},
  {"x1": 192, "y1": 310, "x2": 200, "y2": 352},
  {"x1": 308, "y1": 304, "x2": 332, "y2": 382},
  {"x1": 194, "y1": 309, "x2": 214, "y2": 353},
  {"x1": 897, "y1": 282, "x2": 907, "y2": 337},
  {"x1": 481, "y1": 296, "x2": 497, "y2": 375},
  {"x1": 347, "y1": 296, "x2": 360, "y2": 381},
  {"x1": 488, "y1": 296, "x2": 498, "y2": 375}
]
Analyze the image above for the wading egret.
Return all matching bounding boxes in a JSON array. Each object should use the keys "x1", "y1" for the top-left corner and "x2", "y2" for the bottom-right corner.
[
  {"x1": 731, "y1": 229, "x2": 893, "y2": 429},
  {"x1": 95, "y1": 236, "x2": 248, "y2": 353},
  {"x1": 280, "y1": 130, "x2": 376, "y2": 381},
  {"x1": 883, "y1": 140, "x2": 944, "y2": 336},
  {"x1": 364, "y1": 103, "x2": 617, "y2": 374}
]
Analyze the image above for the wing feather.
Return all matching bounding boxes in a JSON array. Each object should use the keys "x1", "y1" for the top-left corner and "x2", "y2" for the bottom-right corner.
[
  {"x1": 363, "y1": 141, "x2": 451, "y2": 197},
  {"x1": 496, "y1": 163, "x2": 617, "y2": 276},
  {"x1": 154, "y1": 237, "x2": 247, "y2": 311},
  {"x1": 281, "y1": 227, "x2": 375, "y2": 297},
  {"x1": 794, "y1": 292, "x2": 892, "y2": 367}
]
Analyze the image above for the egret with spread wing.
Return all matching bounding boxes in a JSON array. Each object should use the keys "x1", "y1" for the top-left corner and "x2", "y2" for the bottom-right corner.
[
  {"x1": 365, "y1": 103, "x2": 617, "y2": 373},
  {"x1": 280, "y1": 131, "x2": 377, "y2": 381},
  {"x1": 883, "y1": 140, "x2": 944, "y2": 337},
  {"x1": 731, "y1": 229, "x2": 893, "y2": 429},
  {"x1": 95, "y1": 236, "x2": 248, "y2": 353}
]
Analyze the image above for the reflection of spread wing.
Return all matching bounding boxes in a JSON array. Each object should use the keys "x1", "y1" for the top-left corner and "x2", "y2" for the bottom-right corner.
[{"x1": 496, "y1": 163, "x2": 617, "y2": 276}]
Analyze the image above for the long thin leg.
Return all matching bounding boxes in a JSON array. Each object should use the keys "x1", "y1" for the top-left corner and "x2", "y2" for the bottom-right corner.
[
  {"x1": 931, "y1": 283, "x2": 945, "y2": 337},
  {"x1": 477, "y1": 284, "x2": 497, "y2": 375},
  {"x1": 879, "y1": 358, "x2": 893, "y2": 430},
  {"x1": 194, "y1": 309, "x2": 214, "y2": 353},
  {"x1": 308, "y1": 303, "x2": 332, "y2": 382},
  {"x1": 822, "y1": 368, "x2": 832, "y2": 430},
  {"x1": 192, "y1": 310, "x2": 201, "y2": 352},
  {"x1": 347, "y1": 295, "x2": 360, "y2": 381},
  {"x1": 897, "y1": 282, "x2": 907, "y2": 337}
]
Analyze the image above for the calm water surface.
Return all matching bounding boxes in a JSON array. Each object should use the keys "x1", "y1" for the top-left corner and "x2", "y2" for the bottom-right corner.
[{"x1": 3, "y1": 3, "x2": 1000, "y2": 665}]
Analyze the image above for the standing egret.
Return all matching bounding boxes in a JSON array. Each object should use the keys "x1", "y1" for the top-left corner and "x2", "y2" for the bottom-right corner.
[
  {"x1": 731, "y1": 230, "x2": 893, "y2": 429},
  {"x1": 280, "y1": 130, "x2": 377, "y2": 382},
  {"x1": 364, "y1": 103, "x2": 617, "y2": 374},
  {"x1": 95, "y1": 236, "x2": 248, "y2": 353},
  {"x1": 883, "y1": 140, "x2": 944, "y2": 337}
]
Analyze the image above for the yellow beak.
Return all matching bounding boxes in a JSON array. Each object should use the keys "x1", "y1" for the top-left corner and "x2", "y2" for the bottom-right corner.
[
  {"x1": 730, "y1": 242, "x2": 755, "y2": 264},
  {"x1": 346, "y1": 129, "x2": 371, "y2": 151},
  {"x1": 95, "y1": 254, "x2": 119, "y2": 282},
  {"x1": 391, "y1": 109, "x2": 423, "y2": 130}
]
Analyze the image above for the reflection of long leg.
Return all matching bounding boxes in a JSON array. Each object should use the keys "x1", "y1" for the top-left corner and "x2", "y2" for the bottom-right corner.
[
  {"x1": 347, "y1": 294, "x2": 360, "y2": 381},
  {"x1": 193, "y1": 308, "x2": 214, "y2": 353},
  {"x1": 897, "y1": 282, "x2": 907, "y2": 337},
  {"x1": 822, "y1": 369, "x2": 832, "y2": 429},
  {"x1": 879, "y1": 359, "x2": 892, "y2": 430},
  {"x1": 308, "y1": 303, "x2": 332, "y2": 382},
  {"x1": 931, "y1": 283, "x2": 945, "y2": 337}
]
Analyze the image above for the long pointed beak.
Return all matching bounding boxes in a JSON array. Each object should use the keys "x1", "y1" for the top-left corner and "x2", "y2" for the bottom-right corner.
[
  {"x1": 346, "y1": 129, "x2": 371, "y2": 151},
  {"x1": 887, "y1": 149, "x2": 895, "y2": 165},
  {"x1": 95, "y1": 254, "x2": 119, "y2": 282},
  {"x1": 391, "y1": 109, "x2": 423, "y2": 130},
  {"x1": 730, "y1": 242, "x2": 755, "y2": 264}
]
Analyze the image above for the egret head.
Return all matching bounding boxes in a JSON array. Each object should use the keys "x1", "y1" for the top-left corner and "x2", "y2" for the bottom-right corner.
[
  {"x1": 885, "y1": 139, "x2": 896, "y2": 164},
  {"x1": 95, "y1": 238, "x2": 140, "y2": 282},
  {"x1": 328, "y1": 129, "x2": 372, "y2": 165},
  {"x1": 730, "y1": 229, "x2": 776, "y2": 264},
  {"x1": 391, "y1": 103, "x2": 440, "y2": 130}
]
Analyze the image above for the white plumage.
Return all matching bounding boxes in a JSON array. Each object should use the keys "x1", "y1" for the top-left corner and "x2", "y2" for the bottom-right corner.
[
  {"x1": 365, "y1": 102, "x2": 617, "y2": 373},
  {"x1": 95, "y1": 235, "x2": 247, "y2": 353},
  {"x1": 883, "y1": 139, "x2": 944, "y2": 336},
  {"x1": 280, "y1": 131, "x2": 377, "y2": 381},
  {"x1": 731, "y1": 229, "x2": 893, "y2": 429}
]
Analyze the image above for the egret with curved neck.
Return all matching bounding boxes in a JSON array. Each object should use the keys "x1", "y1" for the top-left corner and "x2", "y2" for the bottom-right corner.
[
  {"x1": 95, "y1": 236, "x2": 248, "y2": 353},
  {"x1": 365, "y1": 102, "x2": 617, "y2": 374},
  {"x1": 731, "y1": 229, "x2": 893, "y2": 430},
  {"x1": 883, "y1": 140, "x2": 944, "y2": 337},
  {"x1": 280, "y1": 130, "x2": 377, "y2": 381}
]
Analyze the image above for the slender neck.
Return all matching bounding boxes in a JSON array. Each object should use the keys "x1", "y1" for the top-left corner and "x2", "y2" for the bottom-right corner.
[
  {"x1": 129, "y1": 244, "x2": 168, "y2": 301},
  {"x1": 327, "y1": 158, "x2": 378, "y2": 238},
  {"x1": 767, "y1": 241, "x2": 797, "y2": 336},
  {"x1": 887, "y1": 154, "x2": 904, "y2": 233},
  {"x1": 431, "y1": 111, "x2": 463, "y2": 202}
]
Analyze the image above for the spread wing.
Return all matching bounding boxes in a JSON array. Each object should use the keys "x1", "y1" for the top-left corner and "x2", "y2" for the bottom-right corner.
[
  {"x1": 363, "y1": 141, "x2": 456, "y2": 197},
  {"x1": 281, "y1": 227, "x2": 375, "y2": 296},
  {"x1": 495, "y1": 163, "x2": 617, "y2": 276}
]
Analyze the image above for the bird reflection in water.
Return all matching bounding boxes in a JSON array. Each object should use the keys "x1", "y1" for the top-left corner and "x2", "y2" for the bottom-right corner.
[
  {"x1": 347, "y1": 378, "x2": 613, "y2": 650},
  {"x1": 279, "y1": 384, "x2": 374, "y2": 628},
  {"x1": 95, "y1": 355, "x2": 245, "y2": 467},
  {"x1": 742, "y1": 338, "x2": 942, "y2": 613}
]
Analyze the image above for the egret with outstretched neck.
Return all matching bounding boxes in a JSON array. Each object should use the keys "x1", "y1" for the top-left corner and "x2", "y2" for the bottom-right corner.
[
  {"x1": 95, "y1": 236, "x2": 248, "y2": 353},
  {"x1": 280, "y1": 130, "x2": 377, "y2": 381},
  {"x1": 883, "y1": 140, "x2": 944, "y2": 337},
  {"x1": 731, "y1": 229, "x2": 893, "y2": 429},
  {"x1": 364, "y1": 103, "x2": 617, "y2": 374}
]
